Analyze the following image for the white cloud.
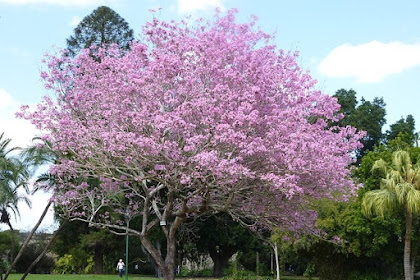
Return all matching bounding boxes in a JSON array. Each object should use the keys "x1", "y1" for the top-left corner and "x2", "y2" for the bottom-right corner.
[
  {"x1": 0, "y1": 89, "x2": 57, "y2": 233},
  {"x1": 70, "y1": 15, "x2": 81, "y2": 27},
  {"x1": 319, "y1": 41, "x2": 420, "y2": 83},
  {"x1": 177, "y1": 0, "x2": 225, "y2": 14},
  {"x1": 0, "y1": 0, "x2": 114, "y2": 7},
  {"x1": 0, "y1": 88, "x2": 39, "y2": 149}
]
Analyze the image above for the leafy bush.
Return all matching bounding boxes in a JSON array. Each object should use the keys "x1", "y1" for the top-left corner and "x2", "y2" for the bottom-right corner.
[
  {"x1": 304, "y1": 263, "x2": 316, "y2": 279},
  {"x1": 223, "y1": 263, "x2": 258, "y2": 280},
  {"x1": 14, "y1": 243, "x2": 55, "y2": 273},
  {"x1": 83, "y1": 256, "x2": 94, "y2": 274},
  {"x1": 54, "y1": 254, "x2": 75, "y2": 274}
]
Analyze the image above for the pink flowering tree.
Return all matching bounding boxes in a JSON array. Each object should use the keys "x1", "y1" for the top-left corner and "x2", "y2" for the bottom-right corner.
[{"x1": 19, "y1": 10, "x2": 363, "y2": 280}]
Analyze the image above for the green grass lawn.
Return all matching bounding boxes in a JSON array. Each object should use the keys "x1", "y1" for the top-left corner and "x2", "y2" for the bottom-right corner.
[{"x1": 5, "y1": 274, "x2": 314, "y2": 280}]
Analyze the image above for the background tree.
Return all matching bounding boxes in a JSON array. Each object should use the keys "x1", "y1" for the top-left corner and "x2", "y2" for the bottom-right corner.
[
  {"x1": 362, "y1": 150, "x2": 420, "y2": 280},
  {"x1": 20, "y1": 10, "x2": 363, "y2": 280},
  {"x1": 66, "y1": 6, "x2": 134, "y2": 57},
  {"x1": 299, "y1": 137, "x2": 419, "y2": 280},
  {"x1": 80, "y1": 229, "x2": 117, "y2": 274},
  {"x1": 14, "y1": 233, "x2": 55, "y2": 274},
  {"x1": 386, "y1": 115, "x2": 417, "y2": 145},
  {"x1": 3, "y1": 138, "x2": 57, "y2": 280},
  {"x1": 0, "y1": 133, "x2": 30, "y2": 264},
  {"x1": 179, "y1": 213, "x2": 256, "y2": 277},
  {"x1": 333, "y1": 89, "x2": 386, "y2": 160}
]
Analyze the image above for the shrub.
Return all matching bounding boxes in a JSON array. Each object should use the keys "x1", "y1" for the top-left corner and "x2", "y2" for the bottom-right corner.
[{"x1": 54, "y1": 254, "x2": 75, "y2": 274}]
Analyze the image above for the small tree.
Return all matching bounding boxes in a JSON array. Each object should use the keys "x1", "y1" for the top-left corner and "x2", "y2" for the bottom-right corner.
[{"x1": 20, "y1": 10, "x2": 363, "y2": 280}]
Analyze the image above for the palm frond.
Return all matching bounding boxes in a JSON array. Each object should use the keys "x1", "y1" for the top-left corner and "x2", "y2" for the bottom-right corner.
[
  {"x1": 362, "y1": 189, "x2": 397, "y2": 219},
  {"x1": 406, "y1": 188, "x2": 420, "y2": 215},
  {"x1": 371, "y1": 158, "x2": 387, "y2": 177},
  {"x1": 393, "y1": 150, "x2": 412, "y2": 177}
]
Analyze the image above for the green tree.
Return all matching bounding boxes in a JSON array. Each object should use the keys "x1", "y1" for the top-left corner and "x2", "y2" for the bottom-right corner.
[
  {"x1": 386, "y1": 115, "x2": 417, "y2": 145},
  {"x1": 333, "y1": 89, "x2": 386, "y2": 160},
  {"x1": 0, "y1": 133, "x2": 30, "y2": 264},
  {"x1": 180, "y1": 213, "x2": 256, "y2": 277},
  {"x1": 362, "y1": 150, "x2": 420, "y2": 280},
  {"x1": 66, "y1": 6, "x2": 134, "y2": 57},
  {"x1": 80, "y1": 229, "x2": 117, "y2": 274},
  {"x1": 3, "y1": 138, "x2": 57, "y2": 280}
]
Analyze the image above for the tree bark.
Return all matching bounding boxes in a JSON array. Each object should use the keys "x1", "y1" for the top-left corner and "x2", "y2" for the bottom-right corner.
[
  {"x1": 140, "y1": 234, "x2": 174, "y2": 280},
  {"x1": 93, "y1": 246, "x2": 104, "y2": 274},
  {"x1": 4, "y1": 200, "x2": 52, "y2": 280},
  {"x1": 273, "y1": 241, "x2": 280, "y2": 280},
  {"x1": 404, "y1": 211, "x2": 413, "y2": 280},
  {"x1": 7, "y1": 221, "x2": 15, "y2": 266},
  {"x1": 209, "y1": 247, "x2": 236, "y2": 277},
  {"x1": 20, "y1": 220, "x2": 67, "y2": 280},
  {"x1": 256, "y1": 251, "x2": 260, "y2": 277}
]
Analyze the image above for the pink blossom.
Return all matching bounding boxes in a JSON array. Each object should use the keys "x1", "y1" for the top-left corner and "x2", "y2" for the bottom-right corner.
[{"x1": 19, "y1": 9, "x2": 363, "y2": 235}]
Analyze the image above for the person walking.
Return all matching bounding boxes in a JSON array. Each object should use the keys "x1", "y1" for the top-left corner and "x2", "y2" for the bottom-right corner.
[{"x1": 116, "y1": 259, "x2": 125, "y2": 278}]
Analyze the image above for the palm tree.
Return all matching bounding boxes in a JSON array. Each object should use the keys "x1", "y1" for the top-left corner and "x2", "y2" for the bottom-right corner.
[
  {"x1": 0, "y1": 133, "x2": 31, "y2": 264},
  {"x1": 3, "y1": 138, "x2": 57, "y2": 280},
  {"x1": 362, "y1": 150, "x2": 420, "y2": 280}
]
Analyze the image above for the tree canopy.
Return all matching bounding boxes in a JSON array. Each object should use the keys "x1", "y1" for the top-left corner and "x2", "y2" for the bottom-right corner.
[
  {"x1": 66, "y1": 6, "x2": 134, "y2": 57},
  {"x1": 386, "y1": 115, "x2": 417, "y2": 145},
  {"x1": 20, "y1": 10, "x2": 363, "y2": 280},
  {"x1": 333, "y1": 89, "x2": 386, "y2": 160},
  {"x1": 362, "y1": 150, "x2": 420, "y2": 280}
]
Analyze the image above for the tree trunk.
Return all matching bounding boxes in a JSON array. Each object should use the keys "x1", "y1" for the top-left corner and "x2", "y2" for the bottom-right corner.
[
  {"x1": 140, "y1": 234, "x2": 175, "y2": 280},
  {"x1": 94, "y1": 246, "x2": 104, "y2": 274},
  {"x1": 273, "y1": 241, "x2": 280, "y2": 280},
  {"x1": 138, "y1": 214, "x2": 185, "y2": 280},
  {"x1": 20, "y1": 220, "x2": 67, "y2": 280},
  {"x1": 164, "y1": 231, "x2": 176, "y2": 280},
  {"x1": 256, "y1": 251, "x2": 260, "y2": 277},
  {"x1": 7, "y1": 221, "x2": 15, "y2": 266},
  {"x1": 155, "y1": 240, "x2": 162, "y2": 278},
  {"x1": 404, "y1": 211, "x2": 413, "y2": 280},
  {"x1": 209, "y1": 247, "x2": 236, "y2": 277},
  {"x1": 4, "y1": 200, "x2": 52, "y2": 280}
]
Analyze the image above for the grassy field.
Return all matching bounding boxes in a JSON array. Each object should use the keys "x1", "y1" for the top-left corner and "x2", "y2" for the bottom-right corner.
[{"x1": 4, "y1": 274, "x2": 314, "y2": 280}]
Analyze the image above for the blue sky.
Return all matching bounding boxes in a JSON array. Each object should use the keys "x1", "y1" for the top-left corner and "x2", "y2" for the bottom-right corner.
[{"x1": 1, "y1": 0, "x2": 419, "y2": 231}]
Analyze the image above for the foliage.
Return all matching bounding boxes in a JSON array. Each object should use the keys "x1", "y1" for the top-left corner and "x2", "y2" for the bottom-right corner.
[
  {"x1": 54, "y1": 254, "x2": 75, "y2": 274},
  {"x1": 53, "y1": 247, "x2": 90, "y2": 274},
  {"x1": 20, "y1": 9, "x2": 363, "y2": 280},
  {"x1": 6, "y1": 275, "x2": 161, "y2": 280},
  {"x1": 178, "y1": 213, "x2": 257, "y2": 277},
  {"x1": 14, "y1": 242, "x2": 55, "y2": 274},
  {"x1": 303, "y1": 263, "x2": 316, "y2": 279},
  {"x1": 83, "y1": 256, "x2": 94, "y2": 274},
  {"x1": 66, "y1": 6, "x2": 134, "y2": 57},
  {"x1": 0, "y1": 231, "x2": 14, "y2": 259},
  {"x1": 0, "y1": 132, "x2": 31, "y2": 264},
  {"x1": 333, "y1": 88, "x2": 386, "y2": 160},
  {"x1": 362, "y1": 150, "x2": 420, "y2": 280},
  {"x1": 385, "y1": 115, "x2": 417, "y2": 145}
]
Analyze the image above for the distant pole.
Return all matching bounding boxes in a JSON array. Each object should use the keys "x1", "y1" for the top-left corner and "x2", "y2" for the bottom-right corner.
[{"x1": 125, "y1": 215, "x2": 130, "y2": 280}]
